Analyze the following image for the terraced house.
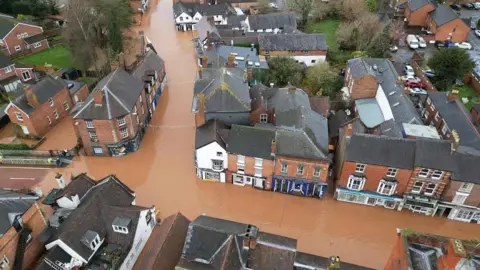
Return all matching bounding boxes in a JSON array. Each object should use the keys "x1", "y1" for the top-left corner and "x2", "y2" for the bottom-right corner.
[
  {"x1": 72, "y1": 68, "x2": 150, "y2": 156},
  {"x1": 173, "y1": 1, "x2": 235, "y2": 31},
  {"x1": 0, "y1": 52, "x2": 34, "y2": 93}
]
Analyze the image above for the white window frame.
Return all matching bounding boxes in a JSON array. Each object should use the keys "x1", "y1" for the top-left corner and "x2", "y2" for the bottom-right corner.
[
  {"x1": 120, "y1": 127, "x2": 128, "y2": 139},
  {"x1": 136, "y1": 115, "x2": 139, "y2": 124},
  {"x1": 434, "y1": 112, "x2": 440, "y2": 121},
  {"x1": 424, "y1": 183, "x2": 437, "y2": 196},
  {"x1": 424, "y1": 110, "x2": 429, "y2": 119},
  {"x1": 63, "y1": 101, "x2": 69, "y2": 111},
  {"x1": 49, "y1": 98, "x2": 54, "y2": 107},
  {"x1": 377, "y1": 180, "x2": 397, "y2": 196},
  {"x1": 53, "y1": 110, "x2": 59, "y2": 119},
  {"x1": 139, "y1": 95, "x2": 143, "y2": 103},
  {"x1": 216, "y1": 152, "x2": 223, "y2": 157},
  {"x1": 17, "y1": 32, "x2": 28, "y2": 39},
  {"x1": 418, "y1": 168, "x2": 429, "y2": 178},
  {"x1": 458, "y1": 183, "x2": 474, "y2": 193},
  {"x1": 46, "y1": 116, "x2": 51, "y2": 124},
  {"x1": 118, "y1": 117, "x2": 126, "y2": 127},
  {"x1": 441, "y1": 123, "x2": 448, "y2": 135},
  {"x1": 455, "y1": 209, "x2": 474, "y2": 221},
  {"x1": 0, "y1": 255, "x2": 9, "y2": 269},
  {"x1": 234, "y1": 174, "x2": 244, "y2": 185},
  {"x1": 112, "y1": 225, "x2": 129, "y2": 234},
  {"x1": 355, "y1": 163, "x2": 366, "y2": 173},
  {"x1": 431, "y1": 170, "x2": 443, "y2": 180},
  {"x1": 297, "y1": 164, "x2": 304, "y2": 175},
  {"x1": 426, "y1": 97, "x2": 431, "y2": 105},
  {"x1": 33, "y1": 42, "x2": 41, "y2": 48},
  {"x1": 452, "y1": 192, "x2": 468, "y2": 205},
  {"x1": 14, "y1": 112, "x2": 23, "y2": 122},
  {"x1": 237, "y1": 155, "x2": 245, "y2": 164},
  {"x1": 430, "y1": 104, "x2": 435, "y2": 111},
  {"x1": 21, "y1": 70, "x2": 31, "y2": 80},
  {"x1": 259, "y1": 113, "x2": 268, "y2": 123},
  {"x1": 85, "y1": 120, "x2": 94, "y2": 128},
  {"x1": 254, "y1": 167, "x2": 262, "y2": 177},
  {"x1": 142, "y1": 106, "x2": 145, "y2": 115},
  {"x1": 4, "y1": 66, "x2": 12, "y2": 73},
  {"x1": 281, "y1": 162, "x2": 288, "y2": 174},
  {"x1": 347, "y1": 175, "x2": 365, "y2": 191},
  {"x1": 90, "y1": 235, "x2": 100, "y2": 250},
  {"x1": 14, "y1": 45, "x2": 21, "y2": 51},
  {"x1": 133, "y1": 105, "x2": 137, "y2": 114},
  {"x1": 411, "y1": 181, "x2": 424, "y2": 194},
  {"x1": 212, "y1": 160, "x2": 223, "y2": 170},
  {"x1": 89, "y1": 131, "x2": 97, "y2": 140},
  {"x1": 387, "y1": 168, "x2": 398, "y2": 177},
  {"x1": 313, "y1": 167, "x2": 321, "y2": 178},
  {"x1": 254, "y1": 158, "x2": 262, "y2": 167}
]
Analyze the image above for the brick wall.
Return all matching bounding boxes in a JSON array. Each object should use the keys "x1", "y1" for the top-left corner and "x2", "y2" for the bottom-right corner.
[
  {"x1": 6, "y1": 88, "x2": 73, "y2": 136},
  {"x1": 0, "y1": 202, "x2": 50, "y2": 270},
  {"x1": 72, "y1": 85, "x2": 91, "y2": 104},
  {"x1": 249, "y1": 108, "x2": 275, "y2": 126},
  {"x1": 405, "y1": 167, "x2": 451, "y2": 198},
  {"x1": 344, "y1": 72, "x2": 378, "y2": 100},
  {"x1": 3, "y1": 24, "x2": 43, "y2": 55},
  {"x1": 411, "y1": 60, "x2": 437, "y2": 92},
  {"x1": 28, "y1": 39, "x2": 49, "y2": 54},
  {"x1": 384, "y1": 234, "x2": 409, "y2": 270},
  {"x1": 423, "y1": 96, "x2": 452, "y2": 139},
  {"x1": 0, "y1": 64, "x2": 17, "y2": 81},
  {"x1": 227, "y1": 153, "x2": 274, "y2": 189},
  {"x1": 14, "y1": 68, "x2": 34, "y2": 82},
  {"x1": 441, "y1": 181, "x2": 480, "y2": 207},
  {"x1": 430, "y1": 18, "x2": 470, "y2": 43},
  {"x1": 273, "y1": 155, "x2": 329, "y2": 182},
  {"x1": 338, "y1": 161, "x2": 412, "y2": 194},
  {"x1": 405, "y1": 4, "x2": 435, "y2": 26}
]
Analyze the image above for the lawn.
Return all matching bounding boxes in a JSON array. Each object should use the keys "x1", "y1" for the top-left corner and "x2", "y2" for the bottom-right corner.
[
  {"x1": 305, "y1": 19, "x2": 341, "y2": 50},
  {"x1": 454, "y1": 85, "x2": 479, "y2": 110},
  {"x1": 17, "y1": 46, "x2": 73, "y2": 68}
]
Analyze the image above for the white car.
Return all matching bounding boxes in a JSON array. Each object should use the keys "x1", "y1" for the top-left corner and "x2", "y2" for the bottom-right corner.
[
  {"x1": 404, "y1": 65, "x2": 415, "y2": 77},
  {"x1": 410, "y1": 88, "x2": 428, "y2": 95},
  {"x1": 455, "y1": 42, "x2": 472, "y2": 50},
  {"x1": 416, "y1": 35, "x2": 427, "y2": 48},
  {"x1": 475, "y1": 30, "x2": 480, "y2": 37}
]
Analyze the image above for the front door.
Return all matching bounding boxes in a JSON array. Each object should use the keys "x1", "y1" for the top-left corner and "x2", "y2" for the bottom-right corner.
[
  {"x1": 92, "y1": 147, "x2": 104, "y2": 156},
  {"x1": 21, "y1": 125, "x2": 29, "y2": 135}
]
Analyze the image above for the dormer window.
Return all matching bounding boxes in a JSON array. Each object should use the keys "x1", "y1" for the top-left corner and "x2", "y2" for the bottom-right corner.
[
  {"x1": 112, "y1": 217, "x2": 131, "y2": 234},
  {"x1": 81, "y1": 230, "x2": 101, "y2": 251}
]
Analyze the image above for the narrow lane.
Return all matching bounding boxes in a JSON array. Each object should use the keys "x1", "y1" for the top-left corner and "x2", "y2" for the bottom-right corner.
[
  {"x1": 0, "y1": 167, "x2": 49, "y2": 190},
  {"x1": 33, "y1": 0, "x2": 480, "y2": 268}
]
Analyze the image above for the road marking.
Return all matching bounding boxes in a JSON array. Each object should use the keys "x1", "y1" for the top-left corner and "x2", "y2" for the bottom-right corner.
[{"x1": 10, "y1": 177, "x2": 35, "y2": 180}]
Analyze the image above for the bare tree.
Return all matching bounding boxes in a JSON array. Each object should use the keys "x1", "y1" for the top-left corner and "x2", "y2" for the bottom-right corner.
[
  {"x1": 289, "y1": 0, "x2": 313, "y2": 28},
  {"x1": 390, "y1": 19, "x2": 405, "y2": 41},
  {"x1": 341, "y1": 0, "x2": 367, "y2": 22},
  {"x1": 336, "y1": 13, "x2": 381, "y2": 51}
]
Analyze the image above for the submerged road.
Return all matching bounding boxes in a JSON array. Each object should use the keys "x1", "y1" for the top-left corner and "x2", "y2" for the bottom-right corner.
[{"x1": 30, "y1": 0, "x2": 480, "y2": 268}]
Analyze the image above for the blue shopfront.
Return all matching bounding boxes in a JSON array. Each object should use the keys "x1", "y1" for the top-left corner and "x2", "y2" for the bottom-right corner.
[{"x1": 272, "y1": 176, "x2": 327, "y2": 199}]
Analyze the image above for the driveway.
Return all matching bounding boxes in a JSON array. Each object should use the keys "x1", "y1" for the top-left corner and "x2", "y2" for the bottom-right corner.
[{"x1": 37, "y1": 0, "x2": 480, "y2": 269}]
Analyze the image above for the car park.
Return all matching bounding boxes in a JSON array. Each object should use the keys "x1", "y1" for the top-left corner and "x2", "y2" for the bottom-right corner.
[
  {"x1": 455, "y1": 42, "x2": 472, "y2": 50},
  {"x1": 450, "y1": 4, "x2": 461, "y2": 10},
  {"x1": 416, "y1": 35, "x2": 427, "y2": 48},
  {"x1": 390, "y1": 45, "x2": 398, "y2": 52},
  {"x1": 410, "y1": 88, "x2": 428, "y2": 95},
  {"x1": 404, "y1": 65, "x2": 415, "y2": 76},
  {"x1": 476, "y1": 30, "x2": 480, "y2": 38},
  {"x1": 406, "y1": 35, "x2": 419, "y2": 49},
  {"x1": 423, "y1": 70, "x2": 435, "y2": 78},
  {"x1": 462, "y1": 3, "x2": 475, "y2": 9}
]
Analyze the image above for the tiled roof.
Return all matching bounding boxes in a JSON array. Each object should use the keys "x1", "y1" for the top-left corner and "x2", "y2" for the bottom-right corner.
[
  {"x1": 24, "y1": 33, "x2": 46, "y2": 44},
  {"x1": 407, "y1": 0, "x2": 436, "y2": 11},
  {"x1": 54, "y1": 173, "x2": 96, "y2": 201},
  {"x1": 0, "y1": 52, "x2": 13, "y2": 68},
  {"x1": 309, "y1": 96, "x2": 330, "y2": 117},
  {"x1": 428, "y1": 5, "x2": 463, "y2": 26},
  {"x1": 248, "y1": 232, "x2": 297, "y2": 270},
  {"x1": 131, "y1": 50, "x2": 166, "y2": 82},
  {"x1": 247, "y1": 12, "x2": 297, "y2": 30},
  {"x1": 226, "y1": 124, "x2": 276, "y2": 160},
  {"x1": 0, "y1": 190, "x2": 38, "y2": 235},
  {"x1": 414, "y1": 138, "x2": 456, "y2": 171},
  {"x1": 451, "y1": 152, "x2": 480, "y2": 184},
  {"x1": 0, "y1": 14, "x2": 17, "y2": 38},
  {"x1": 173, "y1": 2, "x2": 235, "y2": 17},
  {"x1": 258, "y1": 34, "x2": 327, "y2": 51},
  {"x1": 294, "y1": 252, "x2": 372, "y2": 270},
  {"x1": 265, "y1": 87, "x2": 311, "y2": 113},
  {"x1": 195, "y1": 16, "x2": 222, "y2": 43}
]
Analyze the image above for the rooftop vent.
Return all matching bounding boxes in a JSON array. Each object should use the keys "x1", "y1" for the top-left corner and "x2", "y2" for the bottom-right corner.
[
  {"x1": 345, "y1": 109, "x2": 351, "y2": 116},
  {"x1": 373, "y1": 65, "x2": 378, "y2": 71}
]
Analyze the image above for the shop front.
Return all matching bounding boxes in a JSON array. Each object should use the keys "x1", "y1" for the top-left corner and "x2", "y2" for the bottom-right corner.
[
  {"x1": 399, "y1": 195, "x2": 438, "y2": 215},
  {"x1": 197, "y1": 168, "x2": 225, "y2": 183},
  {"x1": 232, "y1": 173, "x2": 265, "y2": 189},
  {"x1": 107, "y1": 131, "x2": 144, "y2": 157},
  {"x1": 335, "y1": 188, "x2": 403, "y2": 209},
  {"x1": 447, "y1": 205, "x2": 480, "y2": 224},
  {"x1": 272, "y1": 176, "x2": 326, "y2": 199}
]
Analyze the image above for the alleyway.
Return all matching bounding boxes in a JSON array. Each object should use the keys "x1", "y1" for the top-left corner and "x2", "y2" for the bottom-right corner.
[{"x1": 29, "y1": 0, "x2": 480, "y2": 268}]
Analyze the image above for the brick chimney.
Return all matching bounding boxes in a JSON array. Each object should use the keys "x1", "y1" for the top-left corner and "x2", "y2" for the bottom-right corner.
[
  {"x1": 24, "y1": 86, "x2": 39, "y2": 108},
  {"x1": 448, "y1": 89, "x2": 459, "y2": 101},
  {"x1": 437, "y1": 239, "x2": 466, "y2": 269},
  {"x1": 93, "y1": 89, "x2": 104, "y2": 106},
  {"x1": 345, "y1": 123, "x2": 353, "y2": 138},
  {"x1": 206, "y1": 30, "x2": 211, "y2": 45},
  {"x1": 202, "y1": 55, "x2": 208, "y2": 68},
  {"x1": 198, "y1": 67, "x2": 203, "y2": 79},
  {"x1": 451, "y1": 129, "x2": 460, "y2": 151},
  {"x1": 195, "y1": 93, "x2": 206, "y2": 127},
  {"x1": 271, "y1": 140, "x2": 276, "y2": 155},
  {"x1": 227, "y1": 53, "x2": 235, "y2": 68},
  {"x1": 249, "y1": 237, "x2": 257, "y2": 249}
]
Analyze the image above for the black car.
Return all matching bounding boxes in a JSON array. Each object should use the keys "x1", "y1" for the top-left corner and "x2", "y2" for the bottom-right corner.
[
  {"x1": 462, "y1": 3, "x2": 475, "y2": 9},
  {"x1": 435, "y1": 41, "x2": 445, "y2": 49},
  {"x1": 450, "y1": 4, "x2": 461, "y2": 10}
]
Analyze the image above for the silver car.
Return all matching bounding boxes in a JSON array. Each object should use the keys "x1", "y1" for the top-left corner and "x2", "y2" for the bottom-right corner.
[{"x1": 415, "y1": 35, "x2": 427, "y2": 48}]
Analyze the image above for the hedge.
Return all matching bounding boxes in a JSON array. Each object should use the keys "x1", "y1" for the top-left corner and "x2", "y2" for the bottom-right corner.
[{"x1": 0, "y1": 143, "x2": 32, "y2": 150}]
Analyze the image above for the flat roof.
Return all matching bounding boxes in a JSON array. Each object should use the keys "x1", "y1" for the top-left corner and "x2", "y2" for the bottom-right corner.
[{"x1": 402, "y1": 123, "x2": 441, "y2": 139}]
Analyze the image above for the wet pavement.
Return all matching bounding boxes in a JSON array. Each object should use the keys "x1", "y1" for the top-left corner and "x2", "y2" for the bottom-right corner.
[
  {"x1": 35, "y1": 117, "x2": 77, "y2": 151},
  {"x1": 14, "y1": 0, "x2": 480, "y2": 268}
]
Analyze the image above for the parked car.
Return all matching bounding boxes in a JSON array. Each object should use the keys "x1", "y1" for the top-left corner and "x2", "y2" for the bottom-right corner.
[
  {"x1": 476, "y1": 30, "x2": 480, "y2": 38},
  {"x1": 416, "y1": 35, "x2": 427, "y2": 48},
  {"x1": 462, "y1": 3, "x2": 475, "y2": 9},
  {"x1": 455, "y1": 42, "x2": 473, "y2": 50},
  {"x1": 390, "y1": 45, "x2": 398, "y2": 52},
  {"x1": 404, "y1": 65, "x2": 415, "y2": 76},
  {"x1": 406, "y1": 35, "x2": 419, "y2": 49},
  {"x1": 450, "y1": 4, "x2": 461, "y2": 10},
  {"x1": 404, "y1": 81, "x2": 424, "y2": 88},
  {"x1": 423, "y1": 70, "x2": 436, "y2": 78},
  {"x1": 435, "y1": 41, "x2": 445, "y2": 49},
  {"x1": 410, "y1": 88, "x2": 428, "y2": 95},
  {"x1": 474, "y1": 2, "x2": 480, "y2": 9}
]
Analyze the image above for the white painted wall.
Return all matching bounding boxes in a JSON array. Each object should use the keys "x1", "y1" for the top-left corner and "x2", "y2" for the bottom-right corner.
[
  {"x1": 119, "y1": 207, "x2": 156, "y2": 270},
  {"x1": 195, "y1": 142, "x2": 228, "y2": 182},
  {"x1": 57, "y1": 195, "x2": 80, "y2": 209},
  {"x1": 292, "y1": 55, "x2": 326, "y2": 66},
  {"x1": 175, "y1": 12, "x2": 192, "y2": 24},
  {"x1": 193, "y1": 12, "x2": 202, "y2": 22}
]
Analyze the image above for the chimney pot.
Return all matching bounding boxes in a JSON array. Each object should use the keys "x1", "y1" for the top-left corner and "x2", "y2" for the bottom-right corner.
[
  {"x1": 93, "y1": 89, "x2": 104, "y2": 106},
  {"x1": 24, "y1": 86, "x2": 39, "y2": 108},
  {"x1": 270, "y1": 83, "x2": 274, "y2": 88}
]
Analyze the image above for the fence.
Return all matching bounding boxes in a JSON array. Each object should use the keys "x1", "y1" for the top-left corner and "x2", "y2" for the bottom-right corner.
[
  {"x1": 0, "y1": 149, "x2": 77, "y2": 158},
  {"x1": 10, "y1": 49, "x2": 33, "y2": 60},
  {"x1": 411, "y1": 60, "x2": 437, "y2": 92},
  {"x1": 0, "y1": 157, "x2": 71, "y2": 167}
]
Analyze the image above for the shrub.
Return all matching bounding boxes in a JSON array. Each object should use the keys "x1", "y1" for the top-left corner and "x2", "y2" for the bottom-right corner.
[{"x1": 0, "y1": 143, "x2": 32, "y2": 150}]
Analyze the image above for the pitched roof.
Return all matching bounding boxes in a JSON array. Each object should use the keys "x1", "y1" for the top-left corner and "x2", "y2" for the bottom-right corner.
[
  {"x1": 0, "y1": 52, "x2": 13, "y2": 68},
  {"x1": 226, "y1": 124, "x2": 276, "y2": 160},
  {"x1": 0, "y1": 190, "x2": 38, "y2": 235},
  {"x1": 414, "y1": 138, "x2": 456, "y2": 171},
  {"x1": 294, "y1": 252, "x2": 372, "y2": 270},
  {"x1": 347, "y1": 58, "x2": 376, "y2": 80},
  {"x1": 65, "y1": 80, "x2": 86, "y2": 95},
  {"x1": 173, "y1": 2, "x2": 235, "y2": 17},
  {"x1": 428, "y1": 4, "x2": 463, "y2": 26},
  {"x1": 195, "y1": 119, "x2": 228, "y2": 149},
  {"x1": 345, "y1": 134, "x2": 417, "y2": 169},
  {"x1": 196, "y1": 16, "x2": 222, "y2": 43},
  {"x1": 328, "y1": 110, "x2": 354, "y2": 138},
  {"x1": 54, "y1": 173, "x2": 96, "y2": 201},
  {"x1": 214, "y1": 45, "x2": 268, "y2": 69},
  {"x1": 48, "y1": 175, "x2": 139, "y2": 262},
  {"x1": 12, "y1": 75, "x2": 67, "y2": 115},
  {"x1": 258, "y1": 34, "x2": 327, "y2": 51},
  {"x1": 428, "y1": 91, "x2": 480, "y2": 151},
  {"x1": 309, "y1": 96, "x2": 330, "y2": 117},
  {"x1": 193, "y1": 68, "x2": 251, "y2": 113},
  {"x1": 24, "y1": 33, "x2": 46, "y2": 44},
  {"x1": 451, "y1": 152, "x2": 480, "y2": 184},
  {"x1": 247, "y1": 12, "x2": 297, "y2": 30},
  {"x1": 265, "y1": 87, "x2": 311, "y2": 113},
  {"x1": 73, "y1": 68, "x2": 144, "y2": 120},
  {"x1": 131, "y1": 50, "x2": 166, "y2": 82},
  {"x1": 248, "y1": 232, "x2": 297, "y2": 270},
  {"x1": 407, "y1": 0, "x2": 436, "y2": 11},
  {"x1": 275, "y1": 107, "x2": 329, "y2": 160},
  {"x1": 0, "y1": 15, "x2": 17, "y2": 38}
]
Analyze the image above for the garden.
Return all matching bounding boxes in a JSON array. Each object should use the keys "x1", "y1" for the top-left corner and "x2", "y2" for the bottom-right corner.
[{"x1": 17, "y1": 46, "x2": 73, "y2": 68}]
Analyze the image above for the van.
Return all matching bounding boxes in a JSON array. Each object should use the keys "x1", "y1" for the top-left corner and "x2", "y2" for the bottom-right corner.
[{"x1": 407, "y1": 35, "x2": 419, "y2": 49}]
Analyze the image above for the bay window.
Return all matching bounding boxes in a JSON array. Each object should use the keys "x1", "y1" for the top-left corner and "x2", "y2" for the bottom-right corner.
[
  {"x1": 377, "y1": 180, "x2": 396, "y2": 195},
  {"x1": 347, "y1": 175, "x2": 365, "y2": 191}
]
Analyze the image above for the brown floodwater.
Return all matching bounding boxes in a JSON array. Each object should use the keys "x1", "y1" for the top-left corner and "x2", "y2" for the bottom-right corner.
[{"x1": 35, "y1": 0, "x2": 480, "y2": 268}]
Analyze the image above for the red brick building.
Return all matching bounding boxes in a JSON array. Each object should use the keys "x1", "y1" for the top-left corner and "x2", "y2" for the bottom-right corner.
[
  {"x1": 0, "y1": 52, "x2": 34, "y2": 93},
  {"x1": 72, "y1": 68, "x2": 151, "y2": 156},
  {"x1": 4, "y1": 75, "x2": 74, "y2": 136},
  {"x1": 0, "y1": 15, "x2": 48, "y2": 56},
  {"x1": 404, "y1": 0, "x2": 436, "y2": 26},
  {"x1": 0, "y1": 191, "x2": 50, "y2": 270},
  {"x1": 226, "y1": 124, "x2": 275, "y2": 189}
]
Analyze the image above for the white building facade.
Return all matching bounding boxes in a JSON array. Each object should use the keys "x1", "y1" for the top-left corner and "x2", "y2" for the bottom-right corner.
[{"x1": 195, "y1": 141, "x2": 228, "y2": 183}]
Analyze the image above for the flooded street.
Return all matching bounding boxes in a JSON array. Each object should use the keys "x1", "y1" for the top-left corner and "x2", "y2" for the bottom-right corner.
[{"x1": 31, "y1": 0, "x2": 479, "y2": 268}]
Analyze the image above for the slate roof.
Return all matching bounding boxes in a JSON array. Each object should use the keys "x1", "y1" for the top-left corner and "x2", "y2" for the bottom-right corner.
[
  {"x1": 24, "y1": 33, "x2": 46, "y2": 44},
  {"x1": 258, "y1": 34, "x2": 327, "y2": 51},
  {"x1": 428, "y1": 91, "x2": 480, "y2": 151},
  {"x1": 131, "y1": 50, "x2": 166, "y2": 82},
  {"x1": 294, "y1": 252, "x2": 372, "y2": 270},
  {"x1": 429, "y1": 5, "x2": 463, "y2": 26},
  {"x1": 217, "y1": 0, "x2": 257, "y2": 3},
  {"x1": 275, "y1": 107, "x2": 329, "y2": 160},
  {"x1": 196, "y1": 17, "x2": 222, "y2": 44},
  {"x1": 193, "y1": 68, "x2": 251, "y2": 113},
  {"x1": 37, "y1": 245, "x2": 72, "y2": 270},
  {"x1": 214, "y1": 45, "x2": 268, "y2": 69},
  {"x1": 54, "y1": 173, "x2": 96, "y2": 201},
  {"x1": 248, "y1": 232, "x2": 297, "y2": 270},
  {"x1": 48, "y1": 175, "x2": 140, "y2": 262},
  {"x1": 0, "y1": 52, "x2": 13, "y2": 68},
  {"x1": 347, "y1": 58, "x2": 376, "y2": 80},
  {"x1": 227, "y1": 14, "x2": 246, "y2": 28},
  {"x1": 0, "y1": 190, "x2": 38, "y2": 235},
  {"x1": 247, "y1": 12, "x2": 297, "y2": 31},
  {"x1": 65, "y1": 80, "x2": 86, "y2": 95},
  {"x1": 265, "y1": 87, "x2": 311, "y2": 113},
  {"x1": 345, "y1": 134, "x2": 416, "y2": 169},
  {"x1": 12, "y1": 75, "x2": 67, "y2": 115},
  {"x1": 414, "y1": 138, "x2": 456, "y2": 171},
  {"x1": 451, "y1": 152, "x2": 480, "y2": 184},
  {"x1": 195, "y1": 119, "x2": 228, "y2": 149},
  {"x1": 226, "y1": 124, "x2": 275, "y2": 160},
  {"x1": 407, "y1": 0, "x2": 437, "y2": 11},
  {"x1": 73, "y1": 68, "x2": 144, "y2": 120},
  {"x1": 0, "y1": 15, "x2": 17, "y2": 38}
]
